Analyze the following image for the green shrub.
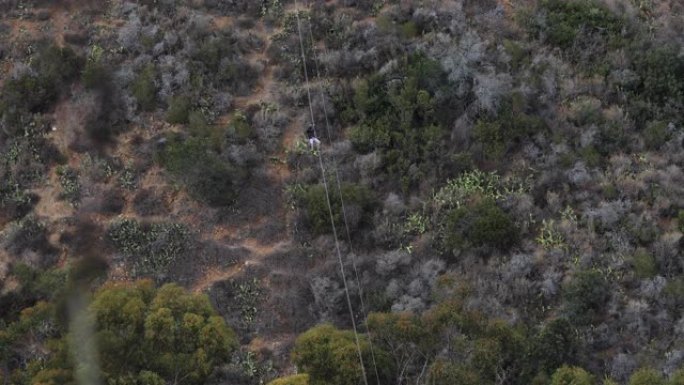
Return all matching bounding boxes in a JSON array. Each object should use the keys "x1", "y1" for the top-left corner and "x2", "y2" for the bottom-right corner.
[
  {"x1": 400, "y1": 21, "x2": 418, "y2": 39},
  {"x1": 643, "y1": 120, "x2": 670, "y2": 149},
  {"x1": 56, "y1": 166, "x2": 81, "y2": 205},
  {"x1": 678, "y1": 210, "x2": 684, "y2": 233},
  {"x1": 32, "y1": 44, "x2": 82, "y2": 85},
  {"x1": 428, "y1": 360, "x2": 481, "y2": 385},
  {"x1": 132, "y1": 64, "x2": 157, "y2": 111},
  {"x1": 551, "y1": 366, "x2": 594, "y2": 385},
  {"x1": 0, "y1": 44, "x2": 82, "y2": 137},
  {"x1": 473, "y1": 95, "x2": 547, "y2": 162},
  {"x1": 669, "y1": 369, "x2": 684, "y2": 385},
  {"x1": 662, "y1": 278, "x2": 684, "y2": 315},
  {"x1": 302, "y1": 183, "x2": 374, "y2": 235},
  {"x1": 563, "y1": 269, "x2": 610, "y2": 325},
  {"x1": 344, "y1": 54, "x2": 449, "y2": 189},
  {"x1": 156, "y1": 136, "x2": 245, "y2": 207},
  {"x1": 443, "y1": 198, "x2": 518, "y2": 252},
  {"x1": 3, "y1": 216, "x2": 57, "y2": 259},
  {"x1": 594, "y1": 122, "x2": 628, "y2": 157},
  {"x1": 631, "y1": 249, "x2": 657, "y2": 279},
  {"x1": 187, "y1": 110, "x2": 210, "y2": 137},
  {"x1": 82, "y1": 60, "x2": 111, "y2": 90},
  {"x1": 628, "y1": 368, "x2": 664, "y2": 385},
  {"x1": 166, "y1": 95, "x2": 192, "y2": 124},
  {"x1": 631, "y1": 45, "x2": 684, "y2": 107},
  {"x1": 473, "y1": 120, "x2": 506, "y2": 161},
  {"x1": 534, "y1": 0, "x2": 624, "y2": 50},
  {"x1": 503, "y1": 39, "x2": 530, "y2": 70},
  {"x1": 228, "y1": 110, "x2": 253, "y2": 142},
  {"x1": 1, "y1": 74, "x2": 57, "y2": 115}
]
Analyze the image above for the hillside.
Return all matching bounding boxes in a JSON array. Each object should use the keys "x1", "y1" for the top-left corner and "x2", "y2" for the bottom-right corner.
[{"x1": 1, "y1": 0, "x2": 684, "y2": 384}]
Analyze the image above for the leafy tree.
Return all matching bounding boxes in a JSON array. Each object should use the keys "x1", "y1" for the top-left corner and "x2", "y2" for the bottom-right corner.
[
  {"x1": 551, "y1": 366, "x2": 594, "y2": 385},
  {"x1": 669, "y1": 369, "x2": 684, "y2": 385},
  {"x1": 533, "y1": 318, "x2": 579, "y2": 374},
  {"x1": 428, "y1": 360, "x2": 481, "y2": 385},
  {"x1": 628, "y1": 368, "x2": 664, "y2": 385},
  {"x1": 267, "y1": 374, "x2": 310, "y2": 385},
  {"x1": 30, "y1": 281, "x2": 237, "y2": 385},
  {"x1": 366, "y1": 312, "x2": 439, "y2": 382},
  {"x1": 292, "y1": 324, "x2": 393, "y2": 385},
  {"x1": 474, "y1": 321, "x2": 531, "y2": 384}
]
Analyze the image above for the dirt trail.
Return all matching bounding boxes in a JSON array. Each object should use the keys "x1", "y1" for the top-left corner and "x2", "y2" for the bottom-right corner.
[
  {"x1": 192, "y1": 17, "x2": 302, "y2": 293},
  {"x1": 192, "y1": 240, "x2": 289, "y2": 293},
  {"x1": 50, "y1": 7, "x2": 69, "y2": 47}
]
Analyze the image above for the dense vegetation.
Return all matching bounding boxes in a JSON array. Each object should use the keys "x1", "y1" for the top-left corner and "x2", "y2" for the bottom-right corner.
[{"x1": 1, "y1": 0, "x2": 683, "y2": 384}]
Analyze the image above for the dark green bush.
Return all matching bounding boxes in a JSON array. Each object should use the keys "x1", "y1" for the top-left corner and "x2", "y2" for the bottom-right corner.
[
  {"x1": 473, "y1": 95, "x2": 547, "y2": 162},
  {"x1": 631, "y1": 249, "x2": 657, "y2": 279},
  {"x1": 578, "y1": 146, "x2": 601, "y2": 168},
  {"x1": 156, "y1": 136, "x2": 245, "y2": 207},
  {"x1": 344, "y1": 54, "x2": 450, "y2": 190},
  {"x1": 643, "y1": 121, "x2": 670, "y2": 149},
  {"x1": 187, "y1": 109, "x2": 210, "y2": 136},
  {"x1": 533, "y1": 318, "x2": 578, "y2": 374},
  {"x1": 662, "y1": 278, "x2": 684, "y2": 316},
  {"x1": 228, "y1": 110, "x2": 254, "y2": 142},
  {"x1": 534, "y1": 0, "x2": 624, "y2": 50},
  {"x1": 82, "y1": 60, "x2": 111, "y2": 90},
  {"x1": 132, "y1": 64, "x2": 157, "y2": 111},
  {"x1": 631, "y1": 45, "x2": 684, "y2": 107},
  {"x1": 0, "y1": 44, "x2": 82, "y2": 138},
  {"x1": 563, "y1": 269, "x2": 609, "y2": 325},
  {"x1": 594, "y1": 122, "x2": 628, "y2": 157},
  {"x1": 166, "y1": 95, "x2": 192, "y2": 124},
  {"x1": 3, "y1": 216, "x2": 57, "y2": 260},
  {"x1": 31, "y1": 43, "x2": 82, "y2": 87},
  {"x1": 1, "y1": 74, "x2": 57, "y2": 115},
  {"x1": 302, "y1": 183, "x2": 374, "y2": 235},
  {"x1": 443, "y1": 199, "x2": 518, "y2": 253}
]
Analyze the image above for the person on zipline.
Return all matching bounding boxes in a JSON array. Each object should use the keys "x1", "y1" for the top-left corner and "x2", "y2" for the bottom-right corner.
[{"x1": 306, "y1": 124, "x2": 321, "y2": 150}]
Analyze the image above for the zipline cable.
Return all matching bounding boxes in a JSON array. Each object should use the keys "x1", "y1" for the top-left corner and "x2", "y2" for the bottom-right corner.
[
  {"x1": 303, "y1": 5, "x2": 382, "y2": 385},
  {"x1": 293, "y1": 3, "x2": 370, "y2": 385}
]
